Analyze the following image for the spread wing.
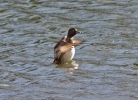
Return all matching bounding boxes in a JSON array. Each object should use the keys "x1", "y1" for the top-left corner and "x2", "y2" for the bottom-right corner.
[
  {"x1": 54, "y1": 42, "x2": 75, "y2": 58},
  {"x1": 59, "y1": 43, "x2": 79, "y2": 53},
  {"x1": 53, "y1": 36, "x2": 85, "y2": 63},
  {"x1": 72, "y1": 38, "x2": 85, "y2": 44}
]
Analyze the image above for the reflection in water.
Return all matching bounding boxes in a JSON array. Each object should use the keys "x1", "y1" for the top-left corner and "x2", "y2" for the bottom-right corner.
[
  {"x1": 56, "y1": 60, "x2": 79, "y2": 70},
  {"x1": 56, "y1": 60, "x2": 79, "y2": 75}
]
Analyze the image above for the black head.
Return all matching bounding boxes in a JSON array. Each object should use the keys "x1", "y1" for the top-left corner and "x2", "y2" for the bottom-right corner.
[{"x1": 67, "y1": 28, "x2": 81, "y2": 38}]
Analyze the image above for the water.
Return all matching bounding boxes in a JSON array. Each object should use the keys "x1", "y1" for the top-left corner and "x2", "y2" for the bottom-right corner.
[{"x1": 0, "y1": 0, "x2": 138, "y2": 100}]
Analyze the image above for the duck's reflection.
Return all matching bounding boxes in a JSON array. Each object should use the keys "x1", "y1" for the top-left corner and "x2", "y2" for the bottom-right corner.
[{"x1": 56, "y1": 60, "x2": 79, "y2": 70}]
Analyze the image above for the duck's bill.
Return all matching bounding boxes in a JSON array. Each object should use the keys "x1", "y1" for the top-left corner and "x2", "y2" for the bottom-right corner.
[
  {"x1": 76, "y1": 31, "x2": 82, "y2": 33},
  {"x1": 75, "y1": 29, "x2": 82, "y2": 33}
]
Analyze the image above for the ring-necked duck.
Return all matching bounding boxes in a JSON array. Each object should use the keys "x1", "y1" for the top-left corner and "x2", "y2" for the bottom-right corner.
[{"x1": 53, "y1": 28, "x2": 84, "y2": 64}]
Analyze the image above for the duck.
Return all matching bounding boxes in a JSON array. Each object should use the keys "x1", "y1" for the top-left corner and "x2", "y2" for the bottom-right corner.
[{"x1": 53, "y1": 28, "x2": 84, "y2": 64}]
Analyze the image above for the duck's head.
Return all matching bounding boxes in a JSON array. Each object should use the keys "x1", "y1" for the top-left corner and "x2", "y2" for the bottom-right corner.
[{"x1": 67, "y1": 28, "x2": 81, "y2": 38}]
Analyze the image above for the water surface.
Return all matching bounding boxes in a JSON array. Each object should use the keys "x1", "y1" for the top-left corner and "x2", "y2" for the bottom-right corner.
[{"x1": 0, "y1": 0, "x2": 138, "y2": 100}]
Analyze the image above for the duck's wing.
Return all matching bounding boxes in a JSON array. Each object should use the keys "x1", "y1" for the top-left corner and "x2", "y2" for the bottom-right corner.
[
  {"x1": 54, "y1": 37, "x2": 84, "y2": 55},
  {"x1": 72, "y1": 38, "x2": 85, "y2": 44},
  {"x1": 54, "y1": 41, "x2": 73, "y2": 58},
  {"x1": 53, "y1": 36, "x2": 85, "y2": 64},
  {"x1": 59, "y1": 43, "x2": 80, "y2": 53},
  {"x1": 54, "y1": 36, "x2": 66, "y2": 63},
  {"x1": 53, "y1": 42, "x2": 80, "y2": 64}
]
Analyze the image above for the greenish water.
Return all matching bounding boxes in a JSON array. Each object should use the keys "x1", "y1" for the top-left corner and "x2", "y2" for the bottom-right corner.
[{"x1": 0, "y1": 0, "x2": 138, "y2": 100}]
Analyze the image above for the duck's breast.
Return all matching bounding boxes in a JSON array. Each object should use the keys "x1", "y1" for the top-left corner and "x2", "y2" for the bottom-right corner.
[{"x1": 61, "y1": 46, "x2": 75, "y2": 63}]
